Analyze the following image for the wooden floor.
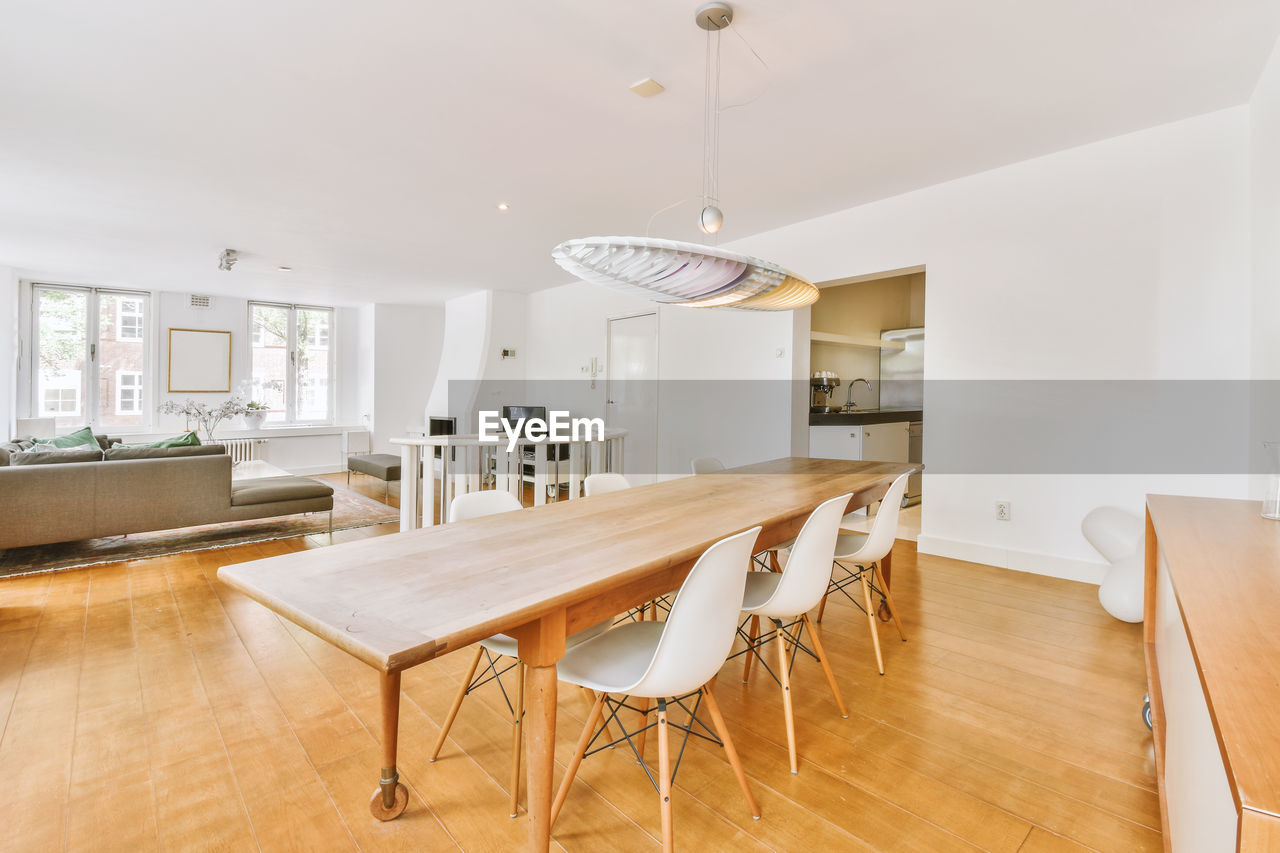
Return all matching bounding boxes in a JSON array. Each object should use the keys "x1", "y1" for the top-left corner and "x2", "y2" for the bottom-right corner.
[{"x1": 0, "y1": 473, "x2": 1159, "y2": 851}]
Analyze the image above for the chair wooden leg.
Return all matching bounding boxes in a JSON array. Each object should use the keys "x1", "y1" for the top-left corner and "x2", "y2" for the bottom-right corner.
[
  {"x1": 816, "y1": 589, "x2": 830, "y2": 623},
  {"x1": 701, "y1": 686, "x2": 760, "y2": 818},
  {"x1": 776, "y1": 624, "x2": 798, "y2": 774},
  {"x1": 872, "y1": 562, "x2": 907, "y2": 642},
  {"x1": 508, "y1": 661, "x2": 525, "y2": 817},
  {"x1": 635, "y1": 697, "x2": 651, "y2": 761},
  {"x1": 550, "y1": 691, "x2": 606, "y2": 828},
  {"x1": 742, "y1": 615, "x2": 760, "y2": 683},
  {"x1": 801, "y1": 614, "x2": 848, "y2": 718},
  {"x1": 650, "y1": 599, "x2": 659, "y2": 621},
  {"x1": 861, "y1": 575, "x2": 885, "y2": 675},
  {"x1": 768, "y1": 549, "x2": 782, "y2": 572},
  {"x1": 430, "y1": 645, "x2": 485, "y2": 761},
  {"x1": 657, "y1": 701, "x2": 675, "y2": 852}
]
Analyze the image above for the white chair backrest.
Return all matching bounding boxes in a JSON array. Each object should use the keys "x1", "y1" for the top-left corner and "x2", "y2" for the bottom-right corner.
[
  {"x1": 627, "y1": 526, "x2": 761, "y2": 698},
  {"x1": 840, "y1": 472, "x2": 911, "y2": 563},
  {"x1": 690, "y1": 457, "x2": 725, "y2": 475},
  {"x1": 756, "y1": 493, "x2": 851, "y2": 616},
  {"x1": 449, "y1": 489, "x2": 522, "y2": 523},
  {"x1": 584, "y1": 472, "x2": 630, "y2": 496}
]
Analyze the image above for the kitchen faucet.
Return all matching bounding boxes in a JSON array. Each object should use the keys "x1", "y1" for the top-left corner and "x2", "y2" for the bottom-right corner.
[{"x1": 846, "y1": 378, "x2": 873, "y2": 410}]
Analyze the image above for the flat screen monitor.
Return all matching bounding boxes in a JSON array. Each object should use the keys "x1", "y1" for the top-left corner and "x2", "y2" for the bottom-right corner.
[
  {"x1": 500, "y1": 405, "x2": 547, "y2": 424},
  {"x1": 500, "y1": 406, "x2": 567, "y2": 460},
  {"x1": 428, "y1": 416, "x2": 455, "y2": 458}
]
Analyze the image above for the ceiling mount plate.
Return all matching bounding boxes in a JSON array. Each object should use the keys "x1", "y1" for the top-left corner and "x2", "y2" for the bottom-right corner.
[{"x1": 695, "y1": 2, "x2": 733, "y2": 30}]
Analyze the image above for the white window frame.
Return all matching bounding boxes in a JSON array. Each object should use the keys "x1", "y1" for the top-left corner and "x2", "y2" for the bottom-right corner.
[
  {"x1": 41, "y1": 371, "x2": 82, "y2": 417},
  {"x1": 116, "y1": 297, "x2": 144, "y2": 342},
  {"x1": 115, "y1": 369, "x2": 143, "y2": 415},
  {"x1": 21, "y1": 282, "x2": 153, "y2": 432},
  {"x1": 249, "y1": 301, "x2": 336, "y2": 425}
]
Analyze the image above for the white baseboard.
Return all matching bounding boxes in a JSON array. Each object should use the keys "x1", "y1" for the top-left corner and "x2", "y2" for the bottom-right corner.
[{"x1": 915, "y1": 535, "x2": 1107, "y2": 586}]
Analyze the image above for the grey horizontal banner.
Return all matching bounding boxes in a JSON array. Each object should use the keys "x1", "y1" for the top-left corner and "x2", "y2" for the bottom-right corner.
[{"x1": 435, "y1": 380, "x2": 1280, "y2": 475}]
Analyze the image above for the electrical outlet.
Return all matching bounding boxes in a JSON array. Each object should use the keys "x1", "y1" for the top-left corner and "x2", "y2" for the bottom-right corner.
[{"x1": 995, "y1": 501, "x2": 1011, "y2": 521}]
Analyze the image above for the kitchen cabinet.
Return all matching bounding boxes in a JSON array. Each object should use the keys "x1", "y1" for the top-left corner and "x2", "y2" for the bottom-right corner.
[
  {"x1": 862, "y1": 422, "x2": 910, "y2": 462},
  {"x1": 809, "y1": 422, "x2": 910, "y2": 462}
]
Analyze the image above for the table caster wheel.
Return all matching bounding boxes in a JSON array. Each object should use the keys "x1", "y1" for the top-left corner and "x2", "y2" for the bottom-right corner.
[
  {"x1": 369, "y1": 783, "x2": 408, "y2": 821},
  {"x1": 877, "y1": 600, "x2": 892, "y2": 622},
  {"x1": 1142, "y1": 695, "x2": 1153, "y2": 731}
]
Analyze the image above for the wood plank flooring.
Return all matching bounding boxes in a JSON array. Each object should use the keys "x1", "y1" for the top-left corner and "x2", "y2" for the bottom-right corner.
[{"x1": 0, "y1": 472, "x2": 1159, "y2": 851}]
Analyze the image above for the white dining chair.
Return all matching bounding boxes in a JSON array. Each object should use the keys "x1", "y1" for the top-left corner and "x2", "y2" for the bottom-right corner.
[
  {"x1": 429, "y1": 489, "x2": 613, "y2": 817},
  {"x1": 550, "y1": 526, "x2": 763, "y2": 851},
  {"x1": 737, "y1": 492, "x2": 852, "y2": 774},
  {"x1": 815, "y1": 472, "x2": 911, "y2": 675},
  {"x1": 690, "y1": 456, "x2": 725, "y2": 475},
  {"x1": 583, "y1": 472, "x2": 630, "y2": 496}
]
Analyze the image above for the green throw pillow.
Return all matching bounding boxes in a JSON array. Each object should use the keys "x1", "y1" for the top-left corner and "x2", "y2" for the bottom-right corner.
[
  {"x1": 34, "y1": 426, "x2": 97, "y2": 449},
  {"x1": 155, "y1": 431, "x2": 201, "y2": 448},
  {"x1": 123, "y1": 431, "x2": 202, "y2": 449}
]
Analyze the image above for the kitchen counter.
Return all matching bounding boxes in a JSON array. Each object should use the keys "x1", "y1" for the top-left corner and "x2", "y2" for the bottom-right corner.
[{"x1": 809, "y1": 408, "x2": 922, "y2": 426}]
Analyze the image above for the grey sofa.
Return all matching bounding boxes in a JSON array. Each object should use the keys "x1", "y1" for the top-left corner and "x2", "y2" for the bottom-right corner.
[{"x1": 0, "y1": 445, "x2": 334, "y2": 550}]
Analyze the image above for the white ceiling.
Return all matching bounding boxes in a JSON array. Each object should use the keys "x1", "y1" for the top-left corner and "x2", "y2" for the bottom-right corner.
[{"x1": 1, "y1": 0, "x2": 1277, "y2": 306}]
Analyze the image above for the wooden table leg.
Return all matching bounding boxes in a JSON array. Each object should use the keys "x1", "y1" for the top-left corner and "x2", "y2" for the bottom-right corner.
[
  {"x1": 514, "y1": 612, "x2": 567, "y2": 853},
  {"x1": 369, "y1": 670, "x2": 409, "y2": 820},
  {"x1": 877, "y1": 550, "x2": 893, "y2": 622}
]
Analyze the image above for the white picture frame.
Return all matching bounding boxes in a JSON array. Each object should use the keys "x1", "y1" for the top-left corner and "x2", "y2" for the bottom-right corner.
[{"x1": 168, "y1": 328, "x2": 232, "y2": 392}]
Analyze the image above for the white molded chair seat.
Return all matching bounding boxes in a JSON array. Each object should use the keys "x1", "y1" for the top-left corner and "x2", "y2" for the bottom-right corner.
[
  {"x1": 690, "y1": 456, "x2": 725, "y2": 475},
  {"x1": 430, "y1": 488, "x2": 613, "y2": 818},
  {"x1": 815, "y1": 472, "x2": 912, "y2": 674},
  {"x1": 584, "y1": 472, "x2": 630, "y2": 497},
  {"x1": 738, "y1": 493, "x2": 852, "y2": 774},
  {"x1": 551, "y1": 526, "x2": 763, "y2": 849},
  {"x1": 555, "y1": 621, "x2": 666, "y2": 691},
  {"x1": 480, "y1": 624, "x2": 610, "y2": 658}
]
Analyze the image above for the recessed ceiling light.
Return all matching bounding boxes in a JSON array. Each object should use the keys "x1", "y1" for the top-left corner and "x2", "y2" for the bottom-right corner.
[
  {"x1": 630, "y1": 78, "x2": 665, "y2": 98},
  {"x1": 496, "y1": 202, "x2": 510, "y2": 211},
  {"x1": 277, "y1": 266, "x2": 292, "y2": 272}
]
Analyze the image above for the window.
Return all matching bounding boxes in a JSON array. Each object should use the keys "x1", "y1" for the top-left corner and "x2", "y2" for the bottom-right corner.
[
  {"x1": 116, "y1": 298, "x2": 143, "y2": 342},
  {"x1": 28, "y1": 285, "x2": 151, "y2": 431},
  {"x1": 116, "y1": 370, "x2": 143, "y2": 415},
  {"x1": 41, "y1": 370, "x2": 82, "y2": 416},
  {"x1": 250, "y1": 302, "x2": 334, "y2": 424}
]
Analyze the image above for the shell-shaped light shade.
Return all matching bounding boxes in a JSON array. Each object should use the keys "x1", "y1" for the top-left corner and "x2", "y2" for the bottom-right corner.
[{"x1": 551, "y1": 236, "x2": 818, "y2": 311}]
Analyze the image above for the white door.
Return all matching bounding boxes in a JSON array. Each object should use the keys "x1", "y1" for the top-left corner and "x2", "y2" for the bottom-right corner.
[{"x1": 606, "y1": 313, "x2": 658, "y2": 483}]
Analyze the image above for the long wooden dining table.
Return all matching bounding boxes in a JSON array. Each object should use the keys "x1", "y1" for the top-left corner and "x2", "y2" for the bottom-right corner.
[{"x1": 216, "y1": 457, "x2": 915, "y2": 851}]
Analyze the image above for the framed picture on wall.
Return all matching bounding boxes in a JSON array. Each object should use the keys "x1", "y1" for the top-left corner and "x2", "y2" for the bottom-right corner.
[{"x1": 168, "y1": 328, "x2": 232, "y2": 392}]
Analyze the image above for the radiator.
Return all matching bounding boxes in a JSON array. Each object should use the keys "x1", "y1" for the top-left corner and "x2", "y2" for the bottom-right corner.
[{"x1": 219, "y1": 438, "x2": 264, "y2": 463}]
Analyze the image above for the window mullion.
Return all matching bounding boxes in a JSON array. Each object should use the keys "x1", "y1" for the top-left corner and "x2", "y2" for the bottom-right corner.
[
  {"x1": 87, "y1": 290, "x2": 101, "y2": 430},
  {"x1": 287, "y1": 307, "x2": 298, "y2": 422}
]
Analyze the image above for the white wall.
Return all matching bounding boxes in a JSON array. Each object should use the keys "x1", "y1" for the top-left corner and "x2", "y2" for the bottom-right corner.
[
  {"x1": 524, "y1": 283, "x2": 795, "y2": 471},
  {"x1": 1250, "y1": 36, "x2": 1280, "y2": 489},
  {"x1": 734, "y1": 106, "x2": 1253, "y2": 580},
  {"x1": 0, "y1": 266, "x2": 18, "y2": 437},
  {"x1": 371, "y1": 303, "x2": 443, "y2": 453}
]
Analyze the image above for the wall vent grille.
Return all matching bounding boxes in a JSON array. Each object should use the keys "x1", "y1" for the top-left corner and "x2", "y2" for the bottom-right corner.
[{"x1": 190, "y1": 294, "x2": 213, "y2": 309}]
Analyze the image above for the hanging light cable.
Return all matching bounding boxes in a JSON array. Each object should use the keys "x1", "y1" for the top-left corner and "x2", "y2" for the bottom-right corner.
[{"x1": 551, "y1": 3, "x2": 818, "y2": 311}]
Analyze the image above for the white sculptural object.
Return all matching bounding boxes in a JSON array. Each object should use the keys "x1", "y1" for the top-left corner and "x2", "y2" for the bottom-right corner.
[{"x1": 1082, "y1": 507, "x2": 1145, "y2": 623}]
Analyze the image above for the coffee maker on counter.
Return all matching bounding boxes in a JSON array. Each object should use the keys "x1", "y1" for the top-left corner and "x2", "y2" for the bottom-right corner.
[{"x1": 810, "y1": 371, "x2": 841, "y2": 413}]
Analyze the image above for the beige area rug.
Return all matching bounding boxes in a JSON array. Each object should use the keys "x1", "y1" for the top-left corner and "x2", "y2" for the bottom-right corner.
[{"x1": 0, "y1": 484, "x2": 398, "y2": 578}]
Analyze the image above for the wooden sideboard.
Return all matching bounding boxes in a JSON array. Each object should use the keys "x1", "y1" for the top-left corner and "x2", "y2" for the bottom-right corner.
[{"x1": 1145, "y1": 495, "x2": 1280, "y2": 852}]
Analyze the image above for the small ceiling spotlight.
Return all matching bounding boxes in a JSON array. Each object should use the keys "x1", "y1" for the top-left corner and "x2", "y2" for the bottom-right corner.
[
  {"x1": 496, "y1": 202, "x2": 510, "y2": 211},
  {"x1": 218, "y1": 248, "x2": 238, "y2": 271}
]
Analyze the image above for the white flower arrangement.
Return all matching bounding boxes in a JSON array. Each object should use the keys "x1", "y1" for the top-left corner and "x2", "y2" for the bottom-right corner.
[{"x1": 158, "y1": 396, "x2": 250, "y2": 441}]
